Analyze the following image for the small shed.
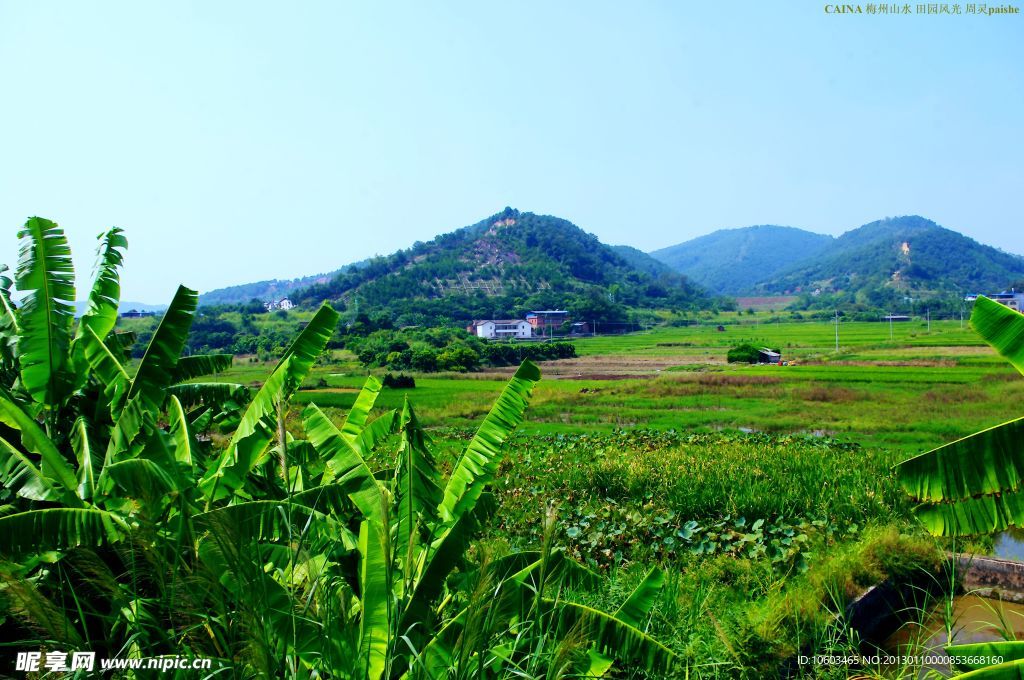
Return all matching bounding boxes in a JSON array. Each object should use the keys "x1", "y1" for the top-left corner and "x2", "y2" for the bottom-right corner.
[{"x1": 758, "y1": 348, "x2": 781, "y2": 364}]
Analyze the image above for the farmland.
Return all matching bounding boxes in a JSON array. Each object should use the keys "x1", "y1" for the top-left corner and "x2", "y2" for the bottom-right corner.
[
  {"x1": 203, "y1": 317, "x2": 1018, "y2": 452},
  {"x1": 169, "y1": 314, "x2": 1021, "y2": 675}
]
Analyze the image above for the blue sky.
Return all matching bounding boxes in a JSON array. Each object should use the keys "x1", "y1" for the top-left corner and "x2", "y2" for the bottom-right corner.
[{"x1": 1, "y1": 1, "x2": 1021, "y2": 301}]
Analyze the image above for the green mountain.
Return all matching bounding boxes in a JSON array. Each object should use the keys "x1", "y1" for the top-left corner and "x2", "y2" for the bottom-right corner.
[
  {"x1": 650, "y1": 225, "x2": 833, "y2": 295},
  {"x1": 609, "y1": 245, "x2": 676, "y2": 277},
  {"x1": 761, "y1": 216, "x2": 1024, "y2": 301},
  {"x1": 199, "y1": 269, "x2": 341, "y2": 306},
  {"x1": 286, "y1": 208, "x2": 709, "y2": 323}
]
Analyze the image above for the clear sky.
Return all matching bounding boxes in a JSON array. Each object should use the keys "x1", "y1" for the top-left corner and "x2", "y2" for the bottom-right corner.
[{"x1": 1, "y1": 1, "x2": 1021, "y2": 302}]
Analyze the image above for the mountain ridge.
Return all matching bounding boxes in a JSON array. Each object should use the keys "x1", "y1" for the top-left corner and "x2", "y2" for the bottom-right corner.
[
  {"x1": 261, "y1": 208, "x2": 708, "y2": 323},
  {"x1": 759, "y1": 216, "x2": 1024, "y2": 299},
  {"x1": 651, "y1": 215, "x2": 1024, "y2": 300},
  {"x1": 199, "y1": 211, "x2": 1023, "y2": 314},
  {"x1": 650, "y1": 225, "x2": 833, "y2": 295}
]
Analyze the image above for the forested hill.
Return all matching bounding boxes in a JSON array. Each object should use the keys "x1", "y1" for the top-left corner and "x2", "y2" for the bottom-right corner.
[
  {"x1": 609, "y1": 245, "x2": 676, "y2": 277},
  {"x1": 761, "y1": 216, "x2": 1024, "y2": 299},
  {"x1": 651, "y1": 225, "x2": 833, "y2": 295},
  {"x1": 198, "y1": 258, "x2": 375, "y2": 306},
  {"x1": 285, "y1": 208, "x2": 711, "y2": 324},
  {"x1": 199, "y1": 272, "x2": 340, "y2": 306}
]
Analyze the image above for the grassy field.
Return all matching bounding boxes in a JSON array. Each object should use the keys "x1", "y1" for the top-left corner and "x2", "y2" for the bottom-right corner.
[
  {"x1": 220, "y1": 318, "x2": 1018, "y2": 452},
  {"x1": 188, "y1": 317, "x2": 1019, "y2": 676}
]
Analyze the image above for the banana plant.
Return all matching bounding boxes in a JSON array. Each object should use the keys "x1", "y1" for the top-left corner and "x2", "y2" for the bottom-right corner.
[
  {"x1": 897, "y1": 296, "x2": 1024, "y2": 536},
  {"x1": 182, "y1": 362, "x2": 672, "y2": 678},
  {"x1": 0, "y1": 218, "x2": 327, "y2": 660},
  {"x1": 897, "y1": 295, "x2": 1024, "y2": 678},
  {"x1": 0, "y1": 219, "x2": 248, "y2": 530},
  {"x1": 1, "y1": 217, "x2": 675, "y2": 677},
  {"x1": 289, "y1": 361, "x2": 674, "y2": 679}
]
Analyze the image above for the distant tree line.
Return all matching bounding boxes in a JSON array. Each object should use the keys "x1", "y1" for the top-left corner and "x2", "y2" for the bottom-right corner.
[{"x1": 346, "y1": 327, "x2": 576, "y2": 373}]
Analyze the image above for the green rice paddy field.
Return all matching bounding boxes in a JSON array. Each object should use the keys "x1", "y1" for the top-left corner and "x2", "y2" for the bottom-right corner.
[
  {"x1": 208, "y1": 318, "x2": 1021, "y2": 677},
  {"x1": 246, "y1": 318, "x2": 1018, "y2": 452}
]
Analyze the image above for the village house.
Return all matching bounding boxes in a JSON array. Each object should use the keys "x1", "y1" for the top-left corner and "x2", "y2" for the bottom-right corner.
[
  {"x1": 264, "y1": 297, "x2": 295, "y2": 311},
  {"x1": 119, "y1": 309, "x2": 156, "y2": 319},
  {"x1": 966, "y1": 290, "x2": 1023, "y2": 312},
  {"x1": 526, "y1": 310, "x2": 569, "y2": 331},
  {"x1": 467, "y1": 319, "x2": 533, "y2": 339}
]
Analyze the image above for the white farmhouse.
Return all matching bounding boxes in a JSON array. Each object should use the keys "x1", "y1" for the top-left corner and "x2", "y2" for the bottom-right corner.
[
  {"x1": 265, "y1": 297, "x2": 296, "y2": 311},
  {"x1": 467, "y1": 319, "x2": 532, "y2": 339}
]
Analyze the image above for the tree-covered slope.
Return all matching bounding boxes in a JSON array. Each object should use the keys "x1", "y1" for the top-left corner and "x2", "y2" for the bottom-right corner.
[
  {"x1": 763, "y1": 216, "x2": 1024, "y2": 298},
  {"x1": 609, "y1": 245, "x2": 676, "y2": 277},
  {"x1": 650, "y1": 225, "x2": 833, "y2": 295},
  {"x1": 288, "y1": 208, "x2": 709, "y2": 323},
  {"x1": 200, "y1": 268, "x2": 345, "y2": 306}
]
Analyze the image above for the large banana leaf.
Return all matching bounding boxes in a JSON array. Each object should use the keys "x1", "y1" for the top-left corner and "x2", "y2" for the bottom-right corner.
[
  {"x1": 897, "y1": 296, "x2": 1024, "y2": 536},
  {"x1": 15, "y1": 217, "x2": 76, "y2": 407},
  {"x1": 899, "y1": 418, "x2": 1024, "y2": 504},
  {"x1": 303, "y1": 402, "x2": 385, "y2": 521},
  {"x1": 972, "y1": 295, "x2": 1024, "y2": 375},
  {"x1": 170, "y1": 353, "x2": 233, "y2": 383},
  {"x1": 71, "y1": 416, "x2": 97, "y2": 501},
  {"x1": 122, "y1": 285, "x2": 197, "y2": 416},
  {"x1": 438, "y1": 360, "x2": 540, "y2": 525},
  {"x1": 0, "y1": 434, "x2": 57, "y2": 501},
  {"x1": 546, "y1": 601, "x2": 675, "y2": 673},
  {"x1": 956, "y1": 660, "x2": 1024, "y2": 679},
  {"x1": 0, "y1": 266, "x2": 16, "y2": 376},
  {"x1": 395, "y1": 398, "x2": 441, "y2": 572},
  {"x1": 80, "y1": 326, "x2": 131, "y2": 416},
  {"x1": 614, "y1": 567, "x2": 665, "y2": 629},
  {"x1": 0, "y1": 264, "x2": 18, "y2": 337},
  {"x1": 0, "y1": 388, "x2": 79, "y2": 500},
  {"x1": 341, "y1": 374, "x2": 383, "y2": 444},
  {"x1": 73, "y1": 227, "x2": 126, "y2": 356},
  {"x1": 103, "y1": 457, "x2": 179, "y2": 502},
  {"x1": 167, "y1": 395, "x2": 197, "y2": 465},
  {"x1": 358, "y1": 520, "x2": 391, "y2": 680},
  {"x1": 199, "y1": 303, "x2": 339, "y2": 501},
  {"x1": 395, "y1": 493, "x2": 494, "y2": 660},
  {"x1": 397, "y1": 364, "x2": 539, "y2": 654},
  {"x1": 193, "y1": 499, "x2": 357, "y2": 550},
  {"x1": 0, "y1": 508, "x2": 130, "y2": 554},
  {"x1": 949, "y1": 641, "x2": 1024, "y2": 673},
  {"x1": 104, "y1": 395, "x2": 157, "y2": 466}
]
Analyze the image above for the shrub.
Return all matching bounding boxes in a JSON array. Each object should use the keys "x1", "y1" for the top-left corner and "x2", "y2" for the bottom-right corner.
[
  {"x1": 383, "y1": 372, "x2": 416, "y2": 388},
  {"x1": 727, "y1": 343, "x2": 761, "y2": 363}
]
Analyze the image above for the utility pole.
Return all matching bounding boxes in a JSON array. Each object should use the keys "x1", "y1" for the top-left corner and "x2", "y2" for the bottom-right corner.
[
  {"x1": 889, "y1": 312, "x2": 894, "y2": 341},
  {"x1": 927, "y1": 308, "x2": 931, "y2": 333},
  {"x1": 834, "y1": 309, "x2": 839, "y2": 352}
]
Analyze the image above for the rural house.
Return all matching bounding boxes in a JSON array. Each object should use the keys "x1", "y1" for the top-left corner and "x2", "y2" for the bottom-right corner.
[
  {"x1": 526, "y1": 310, "x2": 569, "y2": 330},
  {"x1": 119, "y1": 309, "x2": 156, "y2": 318},
  {"x1": 467, "y1": 319, "x2": 533, "y2": 339},
  {"x1": 992, "y1": 291, "x2": 1023, "y2": 311},
  {"x1": 264, "y1": 297, "x2": 295, "y2": 311},
  {"x1": 758, "y1": 348, "x2": 781, "y2": 364}
]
